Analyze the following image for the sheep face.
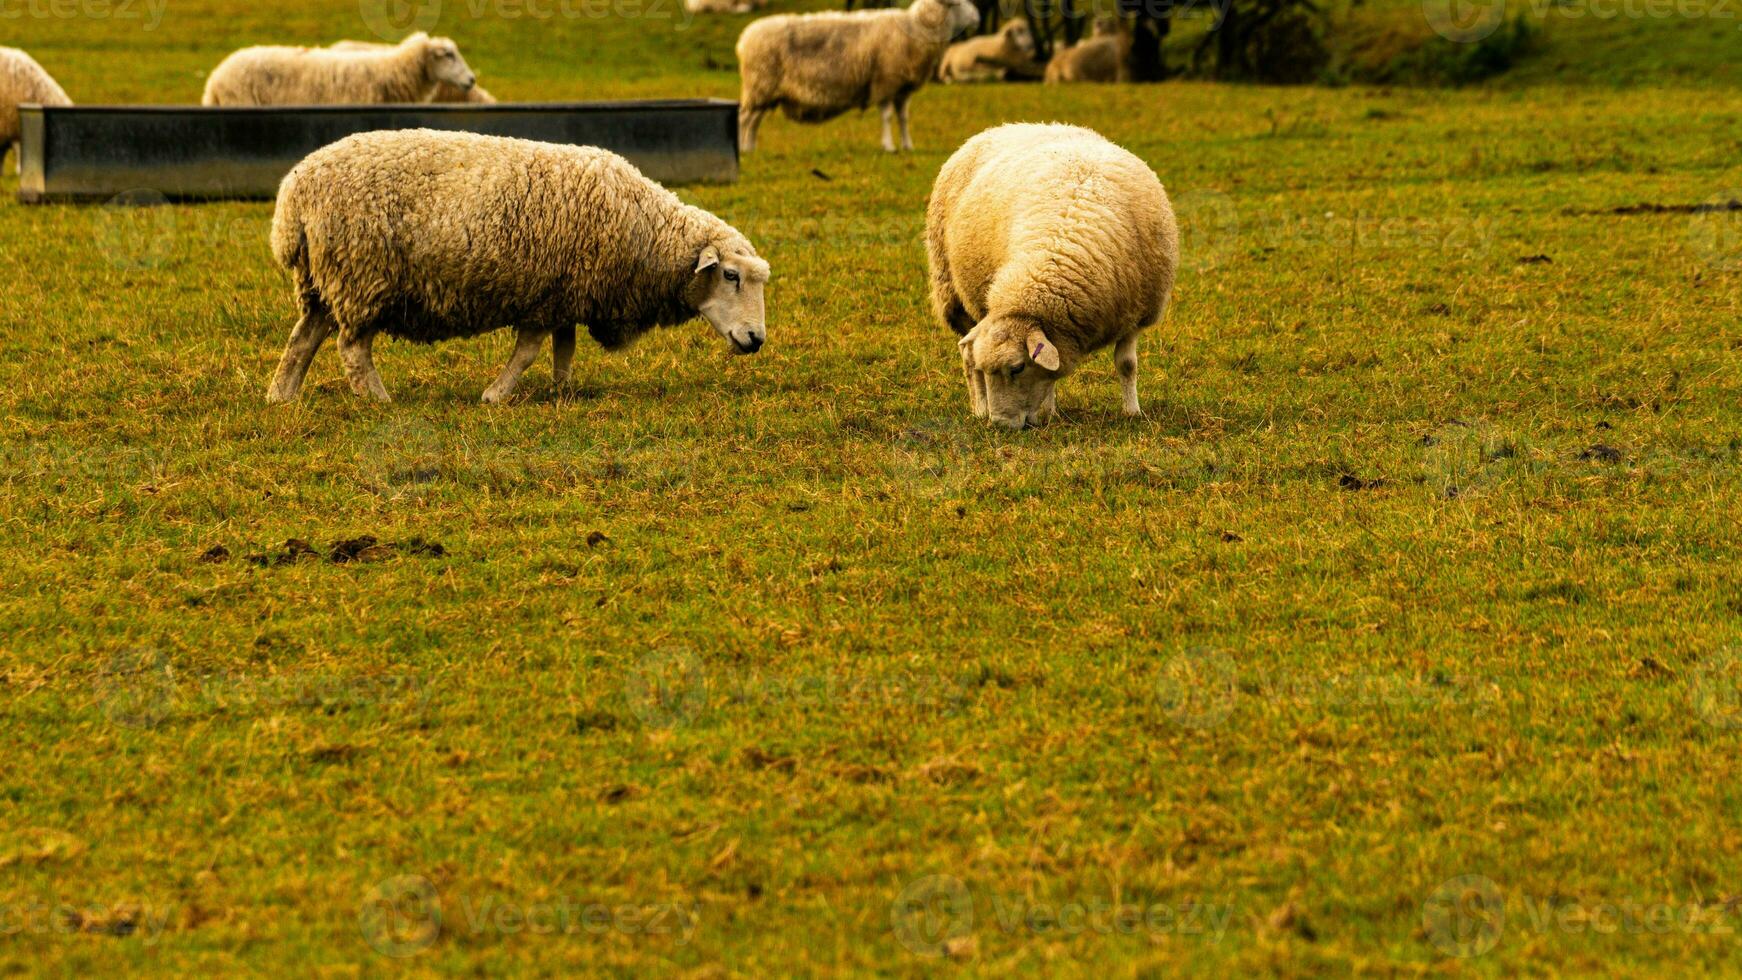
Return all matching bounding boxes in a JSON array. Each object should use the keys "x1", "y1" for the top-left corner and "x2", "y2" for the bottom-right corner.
[
  {"x1": 961, "y1": 317, "x2": 1062, "y2": 430},
  {"x1": 692, "y1": 246, "x2": 771, "y2": 355},
  {"x1": 1003, "y1": 20, "x2": 1036, "y2": 57},
  {"x1": 911, "y1": 0, "x2": 982, "y2": 44},
  {"x1": 422, "y1": 37, "x2": 478, "y2": 93}
]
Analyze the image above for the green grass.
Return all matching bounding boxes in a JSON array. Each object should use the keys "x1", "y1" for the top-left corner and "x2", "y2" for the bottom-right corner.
[{"x1": 4, "y1": 2, "x2": 1742, "y2": 975}]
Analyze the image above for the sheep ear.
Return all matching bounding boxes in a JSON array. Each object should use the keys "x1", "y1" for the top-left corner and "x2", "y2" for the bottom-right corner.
[
  {"x1": 956, "y1": 325, "x2": 979, "y2": 366},
  {"x1": 1025, "y1": 328, "x2": 1061, "y2": 371},
  {"x1": 695, "y1": 246, "x2": 720, "y2": 274},
  {"x1": 404, "y1": 32, "x2": 429, "y2": 45}
]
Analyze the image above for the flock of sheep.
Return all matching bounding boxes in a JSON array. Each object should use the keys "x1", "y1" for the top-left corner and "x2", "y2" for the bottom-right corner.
[{"x1": 2, "y1": 4, "x2": 1178, "y2": 430}]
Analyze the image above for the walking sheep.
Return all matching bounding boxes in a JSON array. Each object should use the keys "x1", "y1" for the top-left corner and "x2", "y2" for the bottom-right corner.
[
  {"x1": 1043, "y1": 18, "x2": 1130, "y2": 84},
  {"x1": 937, "y1": 19, "x2": 1037, "y2": 83},
  {"x1": 926, "y1": 124, "x2": 1178, "y2": 429},
  {"x1": 1, "y1": 48, "x2": 72, "y2": 174},
  {"x1": 327, "y1": 40, "x2": 496, "y2": 103},
  {"x1": 203, "y1": 33, "x2": 478, "y2": 106},
  {"x1": 266, "y1": 130, "x2": 770, "y2": 405},
  {"x1": 736, "y1": 0, "x2": 980, "y2": 153}
]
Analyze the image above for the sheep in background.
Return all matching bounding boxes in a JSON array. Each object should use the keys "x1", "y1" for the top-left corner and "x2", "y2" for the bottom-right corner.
[
  {"x1": 926, "y1": 124, "x2": 1178, "y2": 428},
  {"x1": 686, "y1": 0, "x2": 770, "y2": 13},
  {"x1": 937, "y1": 19, "x2": 1037, "y2": 83},
  {"x1": 203, "y1": 33, "x2": 477, "y2": 106},
  {"x1": 1, "y1": 48, "x2": 72, "y2": 174},
  {"x1": 1044, "y1": 17, "x2": 1130, "y2": 84},
  {"x1": 327, "y1": 40, "x2": 496, "y2": 103},
  {"x1": 266, "y1": 130, "x2": 769, "y2": 405},
  {"x1": 736, "y1": 0, "x2": 980, "y2": 153}
]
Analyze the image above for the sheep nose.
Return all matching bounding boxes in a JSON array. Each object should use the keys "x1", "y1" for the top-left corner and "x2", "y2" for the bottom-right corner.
[{"x1": 739, "y1": 334, "x2": 764, "y2": 354}]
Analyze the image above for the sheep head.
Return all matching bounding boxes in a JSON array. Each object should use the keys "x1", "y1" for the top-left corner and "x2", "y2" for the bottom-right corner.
[
  {"x1": 414, "y1": 34, "x2": 478, "y2": 93},
  {"x1": 959, "y1": 314, "x2": 1063, "y2": 430},
  {"x1": 690, "y1": 245, "x2": 771, "y2": 355},
  {"x1": 908, "y1": 0, "x2": 980, "y2": 45}
]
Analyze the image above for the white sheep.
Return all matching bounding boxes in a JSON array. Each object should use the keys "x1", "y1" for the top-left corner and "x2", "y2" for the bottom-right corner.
[
  {"x1": 1043, "y1": 19, "x2": 1130, "y2": 84},
  {"x1": 1, "y1": 48, "x2": 72, "y2": 174},
  {"x1": 937, "y1": 19, "x2": 1036, "y2": 83},
  {"x1": 926, "y1": 123, "x2": 1178, "y2": 428},
  {"x1": 327, "y1": 40, "x2": 496, "y2": 103},
  {"x1": 736, "y1": 0, "x2": 979, "y2": 153},
  {"x1": 266, "y1": 129, "x2": 770, "y2": 405},
  {"x1": 203, "y1": 33, "x2": 478, "y2": 106}
]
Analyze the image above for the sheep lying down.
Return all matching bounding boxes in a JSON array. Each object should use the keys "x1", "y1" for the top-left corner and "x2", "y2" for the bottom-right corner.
[
  {"x1": 265, "y1": 129, "x2": 770, "y2": 405},
  {"x1": 926, "y1": 123, "x2": 1179, "y2": 429}
]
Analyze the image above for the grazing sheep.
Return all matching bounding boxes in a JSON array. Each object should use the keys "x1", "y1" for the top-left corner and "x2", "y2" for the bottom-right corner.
[
  {"x1": 937, "y1": 19, "x2": 1037, "y2": 83},
  {"x1": 1043, "y1": 18, "x2": 1130, "y2": 84},
  {"x1": 266, "y1": 130, "x2": 769, "y2": 405},
  {"x1": 203, "y1": 33, "x2": 477, "y2": 106},
  {"x1": 736, "y1": 0, "x2": 980, "y2": 153},
  {"x1": 327, "y1": 40, "x2": 496, "y2": 103},
  {"x1": 1, "y1": 48, "x2": 72, "y2": 174},
  {"x1": 926, "y1": 124, "x2": 1178, "y2": 429}
]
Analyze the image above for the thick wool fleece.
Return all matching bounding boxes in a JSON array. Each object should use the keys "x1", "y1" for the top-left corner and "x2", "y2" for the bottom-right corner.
[
  {"x1": 204, "y1": 33, "x2": 456, "y2": 106},
  {"x1": 925, "y1": 123, "x2": 1178, "y2": 365},
  {"x1": 271, "y1": 129, "x2": 758, "y2": 348},
  {"x1": 0, "y1": 48, "x2": 72, "y2": 154},
  {"x1": 736, "y1": 0, "x2": 967, "y2": 122}
]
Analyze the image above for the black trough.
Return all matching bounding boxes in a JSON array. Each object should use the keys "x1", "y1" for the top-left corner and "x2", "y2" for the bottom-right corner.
[{"x1": 17, "y1": 99, "x2": 739, "y2": 204}]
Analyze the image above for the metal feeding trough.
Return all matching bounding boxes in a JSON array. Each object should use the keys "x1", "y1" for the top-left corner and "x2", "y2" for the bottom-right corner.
[{"x1": 16, "y1": 99, "x2": 739, "y2": 204}]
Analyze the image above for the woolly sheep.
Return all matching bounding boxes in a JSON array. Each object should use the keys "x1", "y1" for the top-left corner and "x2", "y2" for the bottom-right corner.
[
  {"x1": 265, "y1": 129, "x2": 770, "y2": 405},
  {"x1": 327, "y1": 40, "x2": 496, "y2": 103},
  {"x1": 1, "y1": 48, "x2": 72, "y2": 174},
  {"x1": 926, "y1": 124, "x2": 1178, "y2": 429},
  {"x1": 937, "y1": 19, "x2": 1037, "y2": 83},
  {"x1": 736, "y1": 0, "x2": 979, "y2": 153},
  {"x1": 203, "y1": 33, "x2": 477, "y2": 106},
  {"x1": 1043, "y1": 18, "x2": 1129, "y2": 84}
]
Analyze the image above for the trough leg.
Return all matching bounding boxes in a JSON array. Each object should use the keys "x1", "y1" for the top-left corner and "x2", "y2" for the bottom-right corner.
[
  {"x1": 337, "y1": 330, "x2": 392, "y2": 403},
  {"x1": 552, "y1": 327, "x2": 577, "y2": 387},
  {"x1": 1115, "y1": 334, "x2": 1141, "y2": 417},
  {"x1": 879, "y1": 102, "x2": 898, "y2": 153},
  {"x1": 266, "y1": 310, "x2": 337, "y2": 404},
  {"x1": 482, "y1": 327, "x2": 546, "y2": 405}
]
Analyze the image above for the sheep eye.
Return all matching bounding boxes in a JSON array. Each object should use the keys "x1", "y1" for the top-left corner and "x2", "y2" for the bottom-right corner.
[
  {"x1": 1010, "y1": 364, "x2": 1026, "y2": 377},
  {"x1": 723, "y1": 270, "x2": 740, "y2": 284}
]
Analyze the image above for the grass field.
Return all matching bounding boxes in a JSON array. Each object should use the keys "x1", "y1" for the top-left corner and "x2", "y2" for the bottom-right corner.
[{"x1": 3, "y1": 1, "x2": 1742, "y2": 974}]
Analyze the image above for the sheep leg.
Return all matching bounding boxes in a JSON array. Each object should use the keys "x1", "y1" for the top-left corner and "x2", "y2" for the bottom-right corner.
[
  {"x1": 1115, "y1": 334, "x2": 1142, "y2": 417},
  {"x1": 879, "y1": 102, "x2": 898, "y2": 153},
  {"x1": 552, "y1": 326, "x2": 577, "y2": 387},
  {"x1": 482, "y1": 327, "x2": 546, "y2": 405},
  {"x1": 739, "y1": 106, "x2": 765, "y2": 153},
  {"x1": 337, "y1": 330, "x2": 392, "y2": 403},
  {"x1": 896, "y1": 96, "x2": 914, "y2": 152},
  {"x1": 266, "y1": 310, "x2": 336, "y2": 404}
]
